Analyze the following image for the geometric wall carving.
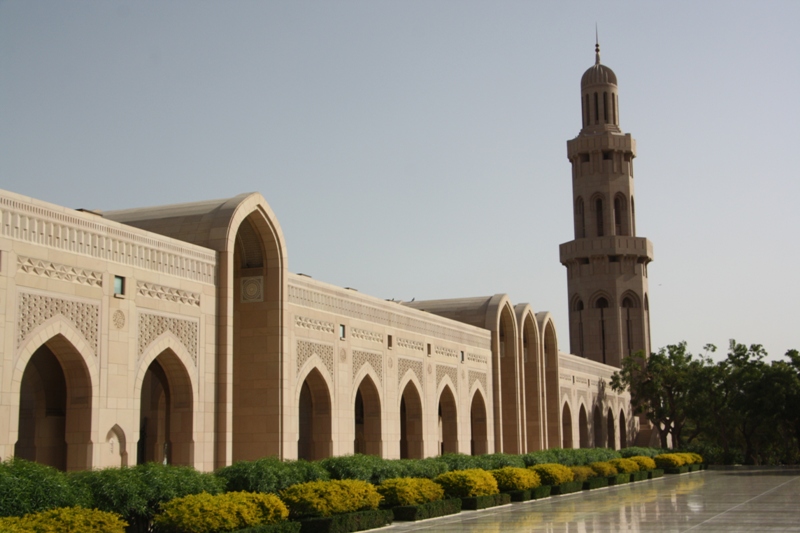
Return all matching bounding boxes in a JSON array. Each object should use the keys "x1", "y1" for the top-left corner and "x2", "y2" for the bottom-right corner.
[
  {"x1": 352, "y1": 349, "x2": 383, "y2": 385},
  {"x1": 398, "y1": 357, "x2": 424, "y2": 391},
  {"x1": 397, "y1": 337, "x2": 424, "y2": 352},
  {"x1": 137, "y1": 281, "x2": 201, "y2": 307},
  {"x1": 296, "y1": 340, "x2": 334, "y2": 378},
  {"x1": 467, "y1": 352, "x2": 488, "y2": 365},
  {"x1": 436, "y1": 364, "x2": 459, "y2": 393},
  {"x1": 17, "y1": 256, "x2": 103, "y2": 288},
  {"x1": 241, "y1": 276, "x2": 263, "y2": 303},
  {"x1": 295, "y1": 315, "x2": 335, "y2": 335},
  {"x1": 469, "y1": 370, "x2": 488, "y2": 395},
  {"x1": 17, "y1": 292, "x2": 100, "y2": 355},
  {"x1": 352, "y1": 327, "x2": 383, "y2": 344},
  {"x1": 138, "y1": 312, "x2": 198, "y2": 364},
  {"x1": 435, "y1": 345, "x2": 458, "y2": 359}
]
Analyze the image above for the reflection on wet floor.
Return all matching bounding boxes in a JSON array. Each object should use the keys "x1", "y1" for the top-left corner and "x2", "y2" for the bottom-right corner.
[{"x1": 386, "y1": 470, "x2": 800, "y2": 532}]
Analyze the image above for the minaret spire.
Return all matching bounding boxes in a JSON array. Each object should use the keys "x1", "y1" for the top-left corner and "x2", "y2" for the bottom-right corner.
[{"x1": 595, "y1": 25, "x2": 601, "y2": 65}]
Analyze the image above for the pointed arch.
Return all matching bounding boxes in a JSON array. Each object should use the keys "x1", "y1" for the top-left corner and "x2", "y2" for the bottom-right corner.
[
  {"x1": 136, "y1": 344, "x2": 196, "y2": 467},
  {"x1": 561, "y1": 401, "x2": 573, "y2": 449},
  {"x1": 469, "y1": 388, "x2": 488, "y2": 456},
  {"x1": 487, "y1": 295, "x2": 521, "y2": 454},
  {"x1": 619, "y1": 409, "x2": 627, "y2": 449},
  {"x1": 399, "y1": 381, "x2": 423, "y2": 459},
  {"x1": 297, "y1": 367, "x2": 332, "y2": 461},
  {"x1": 516, "y1": 304, "x2": 543, "y2": 452},
  {"x1": 437, "y1": 384, "x2": 458, "y2": 454},
  {"x1": 353, "y1": 372, "x2": 382, "y2": 457},
  {"x1": 101, "y1": 424, "x2": 128, "y2": 468},
  {"x1": 13, "y1": 324, "x2": 97, "y2": 471},
  {"x1": 590, "y1": 193, "x2": 606, "y2": 237},
  {"x1": 537, "y1": 312, "x2": 560, "y2": 449},
  {"x1": 614, "y1": 193, "x2": 629, "y2": 236},
  {"x1": 575, "y1": 197, "x2": 586, "y2": 238}
]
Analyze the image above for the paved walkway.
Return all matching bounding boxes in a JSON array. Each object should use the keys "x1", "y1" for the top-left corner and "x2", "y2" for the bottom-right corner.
[{"x1": 385, "y1": 470, "x2": 800, "y2": 532}]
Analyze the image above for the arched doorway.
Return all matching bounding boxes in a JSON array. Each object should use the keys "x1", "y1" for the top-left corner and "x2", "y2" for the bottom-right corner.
[
  {"x1": 561, "y1": 403, "x2": 573, "y2": 449},
  {"x1": 619, "y1": 410, "x2": 627, "y2": 449},
  {"x1": 438, "y1": 386, "x2": 458, "y2": 454},
  {"x1": 298, "y1": 369, "x2": 332, "y2": 461},
  {"x1": 521, "y1": 312, "x2": 544, "y2": 452},
  {"x1": 138, "y1": 350, "x2": 194, "y2": 466},
  {"x1": 497, "y1": 306, "x2": 520, "y2": 453},
  {"x1": 399, "y1": 382, "x2": 423, "y2": 459},
  {"x1": 607, "y1": 408, "x2": 616, "y2": 450},
  {"x1": 593, "y1": 405, "x2": 603, "y2": 447},
  {"x1": 579, "y1": 405, "x2": 590, "y2": 448},
  {"x1": 16, "y1": 336, "x2": 93, "y2": 471},
  {"x1": 354, "y1": 375, "x2": 382, "y2": 456},
  {"x1": 470, "y1": 390, "x2": 488, "y2": 455},
  {"x1": 542, "y1": 319, "x2": 560, "y2": 448},
  {"x1": 232, "y1": 211, "x2": 283, "y2": 460}
]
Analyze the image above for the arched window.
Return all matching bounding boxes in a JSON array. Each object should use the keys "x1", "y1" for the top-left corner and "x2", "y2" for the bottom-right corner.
[
  {"x1": 631, "y1": 196, "x2": 636, "y2": 236},
  {"x1": 594, "y1": 92, "x2": 599, "y2": 123},
  {"x1": 622, "y1": 297, "x2": 635, "y2": 356},
  {"x1": 595, "y1": 297, "x2": 609, "y2": 364},
  {"x1": 595, "y1": 198, "x2": 604, "y2": 237},
  {"x1": 603, "y1": 92, "x2": 608, "y2": 123},
  {"x1": 612, "y1": 93, "x2": 617, "y2": 125},
  {"x1": 575, "y1": 197, "x2": 585, "y2": 238},
  {"x1": 614, "y1": 194, "x2": 628, "y2": 236},
  {"x1": 584, "y1": 94, "x2": 590, "y2": 127},
  {"x1": 575, "y1": 299, "x2": 585, "y2": 357}
]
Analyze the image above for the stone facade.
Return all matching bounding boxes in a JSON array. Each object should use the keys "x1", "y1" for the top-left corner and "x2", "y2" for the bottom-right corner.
[{"x1": 0, "y1": 50, "x2": 637, "y2": 472}]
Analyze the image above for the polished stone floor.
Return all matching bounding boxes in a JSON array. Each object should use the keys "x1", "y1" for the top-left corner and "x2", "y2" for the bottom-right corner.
[{"x1": 386, "y1": 470, "x2": 800, "y2": 532}]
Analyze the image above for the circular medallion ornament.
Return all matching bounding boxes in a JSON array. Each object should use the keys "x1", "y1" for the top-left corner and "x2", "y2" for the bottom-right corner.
[
  {"x1": 427, "y1": 364, "x2": 432, "y2": 375},
  {"x1": 339, "y1": 348, "x2": 347, "y2": 363},
  {"x1": 112, "y1": 310, "x2": 125, "y2": 329}
]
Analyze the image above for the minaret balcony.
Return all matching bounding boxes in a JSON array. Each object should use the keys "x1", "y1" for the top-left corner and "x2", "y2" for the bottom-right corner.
[{"x1": 559, "y1": 236, "x2": 653, "y2": 264}]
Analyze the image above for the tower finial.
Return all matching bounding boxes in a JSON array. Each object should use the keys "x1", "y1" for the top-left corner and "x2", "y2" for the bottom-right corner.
[{"x1": 595, "y1": 24, "x2": 600, "y2": 65}]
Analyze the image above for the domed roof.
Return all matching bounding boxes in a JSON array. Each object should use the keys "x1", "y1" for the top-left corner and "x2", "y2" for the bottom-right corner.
[{"x1": 581, "y1": 44, "x2": 617, "y2": 88}]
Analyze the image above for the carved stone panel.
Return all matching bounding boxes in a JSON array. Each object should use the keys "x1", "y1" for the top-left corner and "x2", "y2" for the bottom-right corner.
[
  {"x1": 138, "y1": 313, "x2": 198, "y2": 363},
  {"x1": 17, "y1": 292, "x2": 99, "y2": 355}
]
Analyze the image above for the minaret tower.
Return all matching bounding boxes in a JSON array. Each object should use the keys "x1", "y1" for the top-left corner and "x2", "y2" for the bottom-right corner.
[{"x1": 559, "y1": 41, "x2": 653, "y2": 367}]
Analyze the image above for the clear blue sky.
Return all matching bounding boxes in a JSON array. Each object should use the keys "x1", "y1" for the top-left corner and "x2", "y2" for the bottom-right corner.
[{"x1": 2, "y1": 1, "x2": 798, "y2": 360}]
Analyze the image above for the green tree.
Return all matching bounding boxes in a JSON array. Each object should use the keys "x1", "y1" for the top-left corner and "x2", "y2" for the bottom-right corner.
[{"x1": 610, "y1": 343, "x2": 702, "y2": 448}]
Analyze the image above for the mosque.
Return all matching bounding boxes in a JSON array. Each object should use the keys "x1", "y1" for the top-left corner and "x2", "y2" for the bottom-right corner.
[{"x1": 0, "y1": 46, "x2": 653, "y2": 471}]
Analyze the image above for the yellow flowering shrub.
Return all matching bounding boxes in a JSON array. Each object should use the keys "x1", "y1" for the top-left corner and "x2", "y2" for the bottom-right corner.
[
  {"x1": 280, "y1": 479, "x2": 382, "y2": 518},
  {"x1": 674, "y1": 452, "x2": 703, "y2": 465},
  {"x1": 628, "y1": 456, "x2": 657, "y2": 471},
  {"x1": 434, "y1": 469, "x2": 499, "y2": 498},
  {"x1": 609, "y1": 458, "x2": 640, "y2": 474},
  {"x1": 377, "y1": 478, "x2": 444, "y2": 507},
  {"x1": 654, "y1": 454, "x2": 686, "y2": 468},
  {"x1": 489, "y1": 467, "x2": 541, "y2": 492},
  {"x1": 569, "y1": 466, "x2": 596, "y2": 482},
  {"x1": 528, "y1": 464, "x2": 574, "y2": 486},
  {"x1": 589, "y1": 461, "x2": 618, "y2": 477},
  {"x1": 0, "y1": 507, "x2": 127, "y2": 533},
  {"x1": 153, "y1": 491, "x2": 287, "y2": 533}
]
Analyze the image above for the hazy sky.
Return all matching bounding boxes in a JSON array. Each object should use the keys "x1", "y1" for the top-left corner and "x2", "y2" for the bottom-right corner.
[{"x1": 2, "y1": 1, "x2": 799, "y2": 361}]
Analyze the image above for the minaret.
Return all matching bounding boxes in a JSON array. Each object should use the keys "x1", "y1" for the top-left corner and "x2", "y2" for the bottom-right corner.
[{"x1": 559, "y1": 41, "x2": 653, "y2": 367}]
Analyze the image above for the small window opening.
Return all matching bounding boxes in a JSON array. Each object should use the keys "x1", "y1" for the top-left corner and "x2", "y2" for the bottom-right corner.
[
  {"x1": 602, "y1": 151, "x2": 612, "y2": 161},
  {"x1": 609, "y1": 255, "x2": 620, "y2": 263},
  {"x1": 460, "y1": 351, "x2": 465, "y2": 364},
  {"x1": 579, "y1": 257, "x2": 590, "y2": 265},
  {"x1": 580, "y1": 153, "x2": 590, "y2": 163},
  {"x1": 339, "y1": 325, "x2": 346, "y2": 339},
  {"x1": 114, "y1": 276, "x2": 125, "y2": 296},
  {"x1": 388, "y1": 335, "x2": 393, "y2": 349},
  {"x1": 427, "y1": 343, "x2": 432, "y2": 356}
]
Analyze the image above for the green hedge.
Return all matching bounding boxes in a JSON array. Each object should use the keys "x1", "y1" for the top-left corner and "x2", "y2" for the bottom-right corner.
[
  {"x1": 217, "y1": 457, "x2": 330, "y2": 494},
  {"x1": 522, "y1": 448, "x2": 622, "y2": 467},
  {"x1": 649, "y1": 469, "x2": 665, "y2": 479},
  {"x1": 298, "y1": 509, "x2": 392, "y2": 533},
  {"x1": 232, "y1": 523, "x2": 302, "y2": 533},
  {"x1": 582, "y1": 477, "x2": 609, "y2": 490},
  {"x1": 70, "y1": 462, "x2": 223, "y2": 530},
  {"x1": 608, "y1": 473, "x2": 630, "y2": 485},
  {"x1": 0, "y1": 459, "x2": 84, "y2": 518},
  {"x1": 551, "y1": 481, "x2": 583, "y2": 495},
  {"x1": 460, "y1": 493, "x2": 511, "y2": 510},
  {"x1": 391, "y1": 499, "x2": 462, "y2": 521},
  {"x1": 619, "y1": 447, "x2": 666, "y2": 458},
  {"x1": 531, "y1": 485, "x2": 552, "y2": 499}
]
